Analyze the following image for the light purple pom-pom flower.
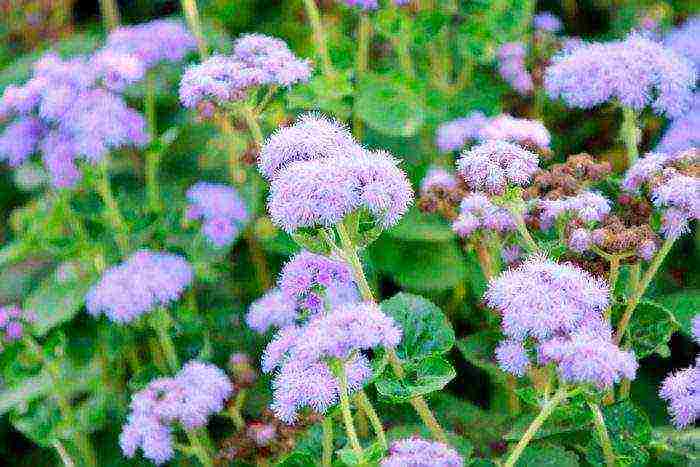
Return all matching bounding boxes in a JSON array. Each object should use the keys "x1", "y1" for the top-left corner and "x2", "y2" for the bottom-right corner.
[
  {"x1": 339, "y1": 0, "x2": 379, "y2": 10},
  {"x1": 651, "y1": 174, "x2": 700, "y2": 239},
  {"x1": 245, "y1": 289, "x2": 299, "y2": 334},
  {"x1": 0, "y1": 117, "x2": 43, "y2": 167},
  {"x1": 496, "y1": 339, "x2": 531, "y2": 376},
  {"x1": 534, "y1": 12, "x2": 562, "y2": 33},
  {"x1": 478, "y1": 114, "x2": 551, "y2": 151},
  {"x1": 568, "y1": 228, "x2": 592, "y2": 253},
  {"x1": 664, "y1": 16, "x2": 700, "y2": 74},
  {"x1": 92, "y1": 49, "x2": 146, "y2": 92},
  {"x1": 545, "y1": 33, "x2": 696, "y2": 117},
  {"x1": 435, "y1": 111, "x2": 488, "y2": 153},
  {"x1": 0, "y1": 305, "x2": 35, "y2": 345},
  {"x1": 381, "y1": 437, "x2": 463, "y2": 467},
  {"x1": 659, "y1": 365, "x2": 700, "y2": 429},
  {"x1": 539, "y1": 191, "x2": 611, "y2": 229},
  {"x1": 86, "y1": 250, "x2": 193, "y2": 324},
  {"x1": 692, "y1": 315, "x2": 700, "y2": 345},
  {"x1": 420, "y1": 166, "x2": 459, "y2": 195},
  {"x1": 186, "y1": 182, "x2": 248, "y2": 247},
  {"x1": 456, "y1": 140, "x2": 539, "y2": 195},
  {"x1": 451, "y1": 192, "x2": 515, "y2": 238},
  {"x1": 655, "y1": 96, "x2": 700, "y2": 155},
  {"x1": 497, "y1": 42, "x2": 534, "y2": 95}
]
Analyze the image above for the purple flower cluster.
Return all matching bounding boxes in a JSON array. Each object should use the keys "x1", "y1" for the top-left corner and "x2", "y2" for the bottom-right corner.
[
  {"x1": 538, "y1": 191, "x2": 611, "y2": 229},
  {"x1": 0, "y1": 52, "x2": 148, "y2": 187},
  {"x1": 664, "y1": 16, "x2": 700, "y2": 74},
  {"x1": 656, "y1": 95, "x2": 700, "y2": 155},
  {"x1": 490, "y1": 257, "x2": 637, "y2": 388},
  {"x1": 340, "y1": 0, "x2": 378, "y2": 9},
  {"x1": 533, "y1": 12, "x2": 562, "y2": 33},
  {"x1": 179, "y1": 34, "x2": 311, "y2": 110},
  {"x1": 435, "y1": 111, "x2": 489, "y2": 153},
  {"x1": 456, "y1": 140, "x2": 539, "y2": 195},
  {"x1": 497, "y1": 42, "x2": 533, "y2": 95},
  {"x1": 86, "y1": 250, "x2": 193, "y2": 324},
  {"x1": 452, "y1": 192, "x2": 515, "y2": 237},
  {"x1": 120, "y1": 361, "x2": 233, "y2": 464},
  {"x1": 247, "y1": 423, "x2": 277, "y2": 446},
  {"x1": 103, "y1": 19, "x2": 196, "y2": 70},
  {"x1": 0, "y1": 305, "x2": 35, "y2": 347},
  {"x1": 245, "y1": 288, "x2": 299, "y2": 334},
  {"x1": 659, "y1": 333, "x2": 700, "y2": 429},
  {"x1": 545, "y1": 33, "x2": 696, "y2": 117},
  {"x1": 186, "y1": 182, "x2": 248, "y2": 247},
  {"x1": 420, "y1": 166, "x2": 459, "y2": 196},
  {"x1": 262, "y1": 302, "x2": 400, "y2": 423},
  {"x1": 264, "y1": 114, "x2": 413, "y2": 233},
  {"x1": 380, "y1": 438, "x2": 463, "y2": 467}
]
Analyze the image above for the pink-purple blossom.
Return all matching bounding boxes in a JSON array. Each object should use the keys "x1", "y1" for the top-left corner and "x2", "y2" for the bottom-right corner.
[
  {"x1": 435, "y1": 111, "x2": 488, "y2": 153},
  {"x1": 381, "y1": 438, "x2": 463, "y2": 467},
  {"x1": 539, "y1": 191, "x2": 611, "y2": 229},
  {"x1": 659, "y1": 364, "x2": 700, "y2": 429},
  {"x1": 664, "y1": 16, "x2": 700, "y2": 74},
  {"x1": 534, "y1": 12, "x2": 563, "y2": 33},
  {"x1": 497, "y1": 42, "x2": 533, "y2": 95},
  {"x1": 478, "y1": 114, "x2": 551, "y2": 152},
  {"x1": 0, "y1": 117, "x2": 43, "y2": 167},
  {"x1": 0, "y1": 305, "x2": 35, "y2": 346},
  {"x1": 420, "y1": 166, "x2": 459, "y2": 195},
  {"x1": 186, "y1": 182, "x2": 248, "y2": 247},
  {"x1": 452, "y1": 192, "x2": 515, "y2": 237},
  {"x1": 245, "y1": 289, "x2": 299, "y2": 334}
]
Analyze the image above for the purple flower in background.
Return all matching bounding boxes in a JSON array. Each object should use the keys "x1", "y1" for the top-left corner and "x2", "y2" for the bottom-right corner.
[
  {"x1": 259, "y1": 113, "x2": 357, "y2": 180},
  {"x1": 120, "y1": 361, "x2": 233, "y2": 464},
  {"x1": 381, "y1": 438, "x2": 463, "y2": 467},
  {"x1": 420, "y1": 166, "x2": 459, "y2": 195},
  {"x1": 651, "y1": 175, "x2": 700, "y2": 234},
  {"x1": 452, "y1": 192, "x2": 515, "y2": 237},
  {"x1": 435, "y1": 111, "x2": 488, "y2": 153},
  {"x1": 0, "y1": 305, "x2": 35, "y2": 345},
  {"x1": 0, "y1": 117, "x2": 43, "y2": 166},
  {"x1": 692, "y1": 315, "x2": 700, "y2": 345},
  {"x1": 659, "y1": 364, "x2": 700, "y2": 429},
  {"x1": 40, "y1": 131, "x2": 81, "y2": 188},
  {"x1": 232, "y1": 33, "x2": 312, "y2": 87},
  {"x1": 660, "y1": 207, "x2": 691, "y2": 239},
  {"x1": 247, "y1": 423, "x2": 277, "y2": 446},
  {"x1": 621, "y1": 152, "x2": 674, "y2": 193},
  {"x1": 545, "y1": 33, "x2": 696, "y2": 117},
  {"x1": 495, "y1": 339, "x2": 531, "y2": 376},
  {"x1": 86, "y1": 250, "x2": 193, "y2": 324},
  {"x1": 501, "y1": 244, "x2": 523, "y2": 265},
  {"x1": 186, "y1": 182, "x2": 248, "y2": 247},
  {"x1": 104, "y1": 19, "x2": 197, "y2": 69},
  {"x1": 92, "y1": 49, "x2": 146, "y2": 92},
  {"x1": 568, "y1": 228, "x2": 592, "y2": 253},
  {"x1": 339, "y1": 0, "x2": 379, "y2": 10},
  {"x1": 245, "y1": 289, "x2": 299, "y2": 334},
  {"x1": 655, "y1": 96, "x2": 700, "y2": 155},
  {"x1": 456, "y1": 140, "x2": 539, "y2": 195},
  {"x1": 664, "y1": 16, "x2": 700, "y2": 74},
  {"x1": 533, "y1": 12, "x2": 562, "y2": 33},
  {"x1": 539, "y1": 191, "x2": 611, "y2": 229},
  {"x1": 486, "y1": 255, "x2": 609, "y2": 340},
  {"x1": 497, "y1": 42, "x2": 533, "y2": 95},
  {"x1": 478, "y1": 114, "x2": 551, "y2": 152}
]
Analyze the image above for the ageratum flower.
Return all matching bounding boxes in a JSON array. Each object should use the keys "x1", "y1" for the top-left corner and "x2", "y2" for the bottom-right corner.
[
  {"x1": 693, "y1": 315, "x2": 700, "y2": 345},
  {"x1": 278, "y1": 251, "x2": 354, "y2": 313},
  {"x1": 186, "y1": 182, "x2": 248, "y2": 247},
  {"x1": 120, "y1": 361, "x2": 233, "y2": 464},
  {"x1": 0, "y1": 117, "x2": 43, "y2": 167},
  {"x1": 656, "y1": 96, "x2": 700, "y2": 155},
  {"x1": 545, "y1": 33, "x2": 696, "y2": 117},
  {"x1": 485, "y1": 256, "x2": 609, "y2": 340},
  {"x1": 664, "y1": 16, "x2": 700, "y2": 74},
  {"x1": 478, "y1": 114, "x2": 551, "y2": 152},
  {"x1": 86, "y1": 250, "x2": 193, "y2": 324},
  {"x1": 539, "y1": 191, "x2": 611, "y2": 229},
  {"x1": 435, "y1": 111, "x2": 488, "y2": 153},
  {"x1": 621, "y1": 151, "x2": 675, "y2": 192},
  {"x1": 381, "y1": 438, "x2": 463, "y2": 467},
  {"x1": 232, "y1": 34, "x2": 312, "y2": 87},
  {"x1": 533, "y1": 12, "x2": 562, "y2": 33},
  {"x1": 39, "y1": 131, "x2": 81, "y2": 188},
  {"x1": 245, "y1": 289, "x2": 299, "y2": 334},
  {"x1": 0, "y1": 305, "x2": 35, "y2": 346},
  {"x1": 270, "y1": 355, "x2": 372, "y2": 424},
  {"x1": 568, "y1": 228, "x2": 592, "y2": 253},
  {"x1": 420, "y1": 167, "x2": 459, "y2": 196},
  {"x1": 651, "y1": 174, "x2": 700, "y2": 239},
  {"x1": 501, "y1": 244, "x2": 523, "y2": 265},
  {"x1": 497, "y1": 42, "x2": 533, "y2": 95},
  {"x1": 659, "y1": 364, "x2": 700, "y2": 429},
  {"x1": 92, "y1": 49, "x2": 146, "y2": 92},
  {"x1": 247, "y1": 423, "x2": 277, "y2": 446},
  {"x1": 104, "y1": 19, "x2": 197, "y2": 69},
  {"x1": 452, "y1": 192, "x2": 515, "y2": 237},
  {"x1": 495, "y1": 339, "x2": 531, "y2": 376},
  {"x1": 339, "y1": 0, "x2": 379, "y2": 9},
  {"x1": 259, "y1": 113, "x2": 357, "y2": 180},
  {"x1": 456, "y1": 140, "x2": 539, "y2": 195}
]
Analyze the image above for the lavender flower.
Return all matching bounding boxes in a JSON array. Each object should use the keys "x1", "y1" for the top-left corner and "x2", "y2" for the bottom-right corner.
[
  {"x1": 270, "y1": 355, "x2": 372, "y2": 424},
  {"x1": 120, "y1": 361, "x2": 233, "y2": 464},
  {"x1": 339, "y1": 0, "x2": 379, "y2": 10},
  {"x1": 86, "y1": 250, "x2": 193, "y2": 324},
  {"x1": 0, "y1": 305, "x2": 35, "y2": 345},
  {"x1": 435, "y1": 111, "x2": 488, "y2": 153},
  {"x1": 636, "y1": 238, "x2": 658, "y2": 261},
  {"x1": 501, "y1": 244, "x2": 523, "y2": 265},
  {"x1": 245, "y1": 289, "x2": 299, "y2": 334},
  {"x1": 659, "y1": 365, "x2": 700, "y2": 429},
  {"x1": 477, "y1": 114, "x2": 551, "y2": 152},
  {"x1": 92, "y1": 49, "x2": 146, "y2": 92},
  {"x1": 247, "y1": 423, "x2": 277, "y2": 446},
  {"x1": 621, "y1": 152, "x2": 675, "y2": 192},
  {"x1": 232, "y1": 33, "x2": 312, "y2": 87},
  {"x1": 486, "y1": 256, "x2": 609, "y2": 340},
  {"x1": 456, "y1": 140, "x2": 539, "y2": 195},
  {"x1": 533, "y1": 12, "x2": 562, "y2": 33},
  {"x1": 661, "y1": 207, "x2": 691, "y2": 239},
  {"x1": 497, "y1": 42, "x2": 533, "y2": 95},
  {"x1": 278, "y1": 251, "x2": 354, "y2": 313},
  {"x1": 452, "y1": 192, "x2": 515, "y2": 237},
  {"x1": 381, "y1": 438, "x2": 463, "y2": 467},
  {"x1": 0, "y1": 117, "x2": 43, "y2": 166},
  {"x1": 664, "y1": 16, "x2": 700, "y2": 74},
  {"x1": 545, "y1": 33, "x2": 696, "y2": 117},
  {"x1": 259, "y1": 113, "x2": 357, "y2": 180},
  {"x1": 420, "y1": 167, "x2": 459, "y2": 195},
  {"x1": 495, "y1": 339, "x2": 531, "y2": 377},
  {"x1": 186, "y1": 182, "x2": 248, "y2": 247},
  {"x1": 539, "y1": 191, "x2": 611, "y2": 229},
  {"x1": 40, "y1": 131, "x2": 80, "y2": 188},
  {"x1": 651, "y1": 175, "x2": 700, "y2": 228},
  {"x1": 693, "y1": 315, "x2": 700, "y2": 345},
  {"x1": 104, "y1": 19, "x2": 197, "y2": 69},
  {"x1": 655, "y1": 96, "x2": 700, "y2": 155}
]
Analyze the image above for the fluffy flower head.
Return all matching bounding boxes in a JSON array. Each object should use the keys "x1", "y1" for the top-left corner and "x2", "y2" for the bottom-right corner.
[{"x1": 381, "y1": 438, "x2": 463, "y2": 467}]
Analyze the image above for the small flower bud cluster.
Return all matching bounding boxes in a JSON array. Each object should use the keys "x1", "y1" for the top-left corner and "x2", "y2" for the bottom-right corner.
[
  {"x1": 0, "y1": 305, "x2": 35, "y2": 348},
  {"x1": 417, "y1": 167, "x2": 467, "y2": 220},
  {"x1": 228, "y1": 353, "x2": 258, "y2": 388},
  {"x1": 452, "y1": 193, "x2": 515, "y2": 238},
  {"x1": 120, "y1": 361, "x2": 233, "y2": 464},
  {"x1": 380, "y1": 437, "x2": 463, "y2": 467},
  {"x1": 179, "y1": 34, "x2": 311, "y2": 112},
  {"x1": 538, "y1": 191, "x2": 611, "y2": 230},
  {"x1": 186, "y1": 182, "x2": 248, "y2": 247},
  {"x1": 497, "y1": 42, "x2": 534, "y2": 95},
  {"x1": 524, "y1": 153, "x2": 612, "y2": 201},
  {"x1": 583, "y1": 215, "x2": 659, "y2": 260}
]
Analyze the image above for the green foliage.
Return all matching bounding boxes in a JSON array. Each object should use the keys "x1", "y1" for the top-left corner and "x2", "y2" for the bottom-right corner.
[
  {"x1": 287, "y1": 72, "x2": 354, "y2": 119},
  {"x1": 515, "y1": 442, "x2": 580, "y2": 467},
  {"x1": 457, "y1": 331, "x2": 503, "y2": 382},
  {"x1": 585, "y1": 401, "x2": 652, "y2": 467},
  {"x1": 625, "y1": 300, "x2": 679, "y2": 359},
  {"x1": 658, "y1": 290, "x2": 700, "y2": 339}
]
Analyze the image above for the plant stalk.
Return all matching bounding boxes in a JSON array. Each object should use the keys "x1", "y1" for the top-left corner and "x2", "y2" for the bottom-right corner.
[
  {"x1": 152, "y1": 308, "x2": 180, "y2": 373},
  {"x1": 144, "y1": 72, "x2": 160, "y2": 212},
  {"x1": 322, "y1": 416, "x2": 334, "y2": 467},
  {"x1": 99, "y1": 0, "x2": 120, "y2": 31},
  {"x1": 337, "y1": 362, "x2": 363, "y2": 456},
  {"x1": 181, "y1": 0, "x2": 208, "y2": 59},
  {"x1": 588, "y1": 402, "x2": 616, "y2": 467},
  {"x1": 512, "y1": 210, "x2": 540, "y2": 253},
  {"x1": 186, "y1": 428, "x2": 214, "y2": 467},
  {"x1": 356, "y1": 390, "x2": 388, "y2": 450},
  {"x1": 94, "y1": 162, "x2": 129, "y2": 257},
  {"x1": 621, "y1": 106, "x2": 640, "y2": 167},
  {"x1": 301, "y1": 0, "x2": 335, "y2": 76}
]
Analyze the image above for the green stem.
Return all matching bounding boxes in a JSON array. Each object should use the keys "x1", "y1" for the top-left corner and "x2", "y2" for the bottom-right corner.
[
  {"x1": 336, "y1": 362, "x2": 363, "y2": 456},
  {"x1": 98, "y1": 0, "x2": 120, "y2": 31},
  {"x1": 93, "y1": 162, "x2": 129, "y2": 257},
  {"x1": 588, "y1": 402, "x2": 616, "y2": 467},
  {"x1": 144, "y1": 73, "x2": 160, "y2": 213},
  {"x1": 621, "y1": 106, "x2": 640, "y2": 167},
  {"x1": 322, "y1": 416, "x2": 334, "y2": 467},
  {"x1": 356, "y1": 390, "x2": 387, "y2": 450},
  {"x1": 228, "y1": 389, "x2": 246, "y2": 430},
  {"x1": 241, "y1": 105, "x2": 265, "y2": 148},
  {"x1": 506, "y1": 375, "x2": 521, "y2": 416},
  {"x1": 186, "y1": 429, "x2": 214, "y2": 467},
  {"x1": 181, "y1": 0, "x2": 208, "y2": 59},
  {"x1": 151, "y1": 308, "x2": 180, "y2": 373},
  {"x1": 301, "y1": 0, "x2": 335, "y2": 76},
  {"x1": 512, "y1": 210, "x2": 540, "y2": 253},
  {"x1": 391, "y1": 8, "x2": 415, "y2": 79},
  {"x1": 504, "y1": 387, "x2": 569, "y2": 467},
  {"x1": 604, "y1": 255, "x2": 621, "y2": 321},
  {"x1": 335, "y1": 220, "x2": 450, "y2": 444},
  {"x1": 615, "y1": 236, "x2": 675, "y2": 344},
  {"x1": 353, "y1": 13, "x2": 371, "y2": 141},
  {"x1": 53, "y1": 440, "x2": 75, "y2": 467}
]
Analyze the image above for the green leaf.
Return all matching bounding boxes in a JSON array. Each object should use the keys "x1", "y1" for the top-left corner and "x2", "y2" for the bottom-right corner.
[
  {"x1": 276, "y1": 451, "x2": 317, "y2": 466},
  {"x1": 651, "y1": 427, "x2": 700, "y2": 465},
  {"x1": 657, "y1": 290, "x2": 700, "y2": 339},
  {"x1": 625, "y1": 300, "x2": 679, "y2": 359},
  {"x1": 380, "y1": 292, "x2": 455, "y2": 362},
  {"x1": 24, "y1": 261, "x2": 97, "y2": 336},
  {"x1": 515, "y1": 443, "x2": 580, "y2": 466},
  {"x1": 337, "y1": 442, "x2": 384, "y2": 466},
  {"x1": 585, "y1": 400, "x2": 651, "y2": 467},
  {"x1": 375, "y1": 355, "x2": 456, "y2": 402},
  {"x1": 0, "y1": 371, "x2": 53, "y2": 415},
  {"x1": 355, "y1": 73, "x2": 425, "y2": 138},
  {"x1": 456, "y1": 331, "x2": 504, "y2": 382},
  {"x1": 286, "y1": 72, "x2": 353, "y2": 119},
  {"x1": 291, "y1": 230, "x2": 331, "y2": 255},
  {"x1": 386, "y1": 208, "x2": 454, "y2": 243}
]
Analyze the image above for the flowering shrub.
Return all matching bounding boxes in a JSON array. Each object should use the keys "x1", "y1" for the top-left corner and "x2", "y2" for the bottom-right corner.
[{"x1": 0, "y1": 2, "x2": 698, "y2": 466}]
